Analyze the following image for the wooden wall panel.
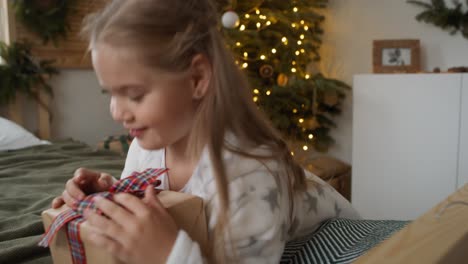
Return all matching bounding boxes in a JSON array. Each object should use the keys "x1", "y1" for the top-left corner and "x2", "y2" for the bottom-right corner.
[{"x1": 7, "y1": 0, "x2": 108, "y2": 69}]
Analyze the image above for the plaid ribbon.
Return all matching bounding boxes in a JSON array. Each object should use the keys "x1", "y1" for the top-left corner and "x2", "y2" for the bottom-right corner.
[{"x1": 39, "y1": 168, "x2": 168, "y2": 264}]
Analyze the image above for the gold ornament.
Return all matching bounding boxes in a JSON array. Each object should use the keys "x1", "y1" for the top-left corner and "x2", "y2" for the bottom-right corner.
[
  {"x1": 323, "y1": 91, "x2": 339, "y2": 107},
  {"x1": 304, "y1": 117, "x2": 320, "y2": 130},
  {"x1": 277, "y1": 73, "x2": 288, "y2": 86},
  {"x1": 259, "y1": 64, "x2": 274, "y2": 78}
]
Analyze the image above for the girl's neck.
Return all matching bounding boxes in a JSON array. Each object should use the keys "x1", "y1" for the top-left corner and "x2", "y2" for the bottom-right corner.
[
  {"x1": 166, "y1": 135, "x2": 191, "y2": 164},
  {"x1": 165, "y1": 134, "x2": 199, "y2": 191},
  {"x1": 165, "y1": 136, "x2": 198, "y2": 167}
]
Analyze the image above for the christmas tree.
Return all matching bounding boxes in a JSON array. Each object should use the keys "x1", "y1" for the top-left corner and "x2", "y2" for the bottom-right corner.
[{"x1": 218, "y1": 0, "x2": 350, "y2": 153}]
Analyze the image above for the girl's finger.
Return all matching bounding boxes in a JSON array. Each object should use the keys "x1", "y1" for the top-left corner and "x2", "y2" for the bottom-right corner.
[
  {"x1": 65, "y1": 179, "x2": 85, "y2": 200},
  {"x1": 97, "y1": 173, "x2": 115, "y2": 191},
  {"x1": 51, "y1": 196, "x2": 64, "y2": 209},
  {"x1": 73, "y1": 168, "x2": 100, "y2": 184},
  {"x1": 144, "y1": 187, "x2": 165, "y2": 211},
  {"x1": 86, "y1": 230, "x2": 130, "y2": 263},
  {"x1": 84, "y1": 210, "x2": 125, "y2": 242},
  {"x1": 114, "y1": 193, "x2": 154, "y2": 218},
  {"x1": 62, "y1": 190, "x2": 78, "y2": 208},
  {"x1": 94, "y1": 196, "x2": 134, "y2": 226}
]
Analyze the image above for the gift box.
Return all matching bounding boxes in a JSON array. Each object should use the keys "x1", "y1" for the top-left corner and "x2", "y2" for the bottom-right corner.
[
  {"x1": 41, "y1": 190, "x2": 208, "y2": 264},
  {"x1": 40, "y1": 168, "x2": 208, "y2": 264},
  {"x1": 307, "y1": 157, "x2": 351, "y2": 201}
]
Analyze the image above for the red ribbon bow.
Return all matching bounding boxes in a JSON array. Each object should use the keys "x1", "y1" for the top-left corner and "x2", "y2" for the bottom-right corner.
[{"x1": 39, "y1": 168, "x2": 168, "y2": 264}]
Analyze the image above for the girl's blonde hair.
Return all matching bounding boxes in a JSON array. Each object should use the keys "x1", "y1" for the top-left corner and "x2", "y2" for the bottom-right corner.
[{"x1": 83, "y1": 0, "x2": 305, "y2": 262}]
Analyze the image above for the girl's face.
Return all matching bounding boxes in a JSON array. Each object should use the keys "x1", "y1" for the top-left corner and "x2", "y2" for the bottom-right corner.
[{"x1": 92, "y1": 44, "x2": 198, "y2": 150}]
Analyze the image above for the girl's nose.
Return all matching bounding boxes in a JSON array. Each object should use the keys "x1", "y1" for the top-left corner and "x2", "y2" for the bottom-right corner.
[{"x1": 110, "y1": 98, "x2": 134, "y2": 123}]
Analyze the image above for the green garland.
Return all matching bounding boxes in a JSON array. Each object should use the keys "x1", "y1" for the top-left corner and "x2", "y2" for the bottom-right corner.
[
  {"x1": 12, "y1": 0, "x2": 74, "y2": 45},
  {"x1": 408, "y1": 0, "x2": 468, "y2": 39},
  {"x1": 0, "y1": 41, "x2": 59, "y2": 111}
]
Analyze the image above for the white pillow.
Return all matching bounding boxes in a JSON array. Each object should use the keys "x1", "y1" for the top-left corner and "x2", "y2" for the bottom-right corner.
[{"x1": 0, "y1": 117, "x2": 50, "y2": 151}]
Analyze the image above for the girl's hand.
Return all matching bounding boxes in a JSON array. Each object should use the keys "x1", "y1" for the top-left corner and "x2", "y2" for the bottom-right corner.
[
  {"x1": 52, "y1": 168, "x2": 116, "y2": 209},
  {"x1": 84, "y1": 187, "x2": 179, "y2": 264}
]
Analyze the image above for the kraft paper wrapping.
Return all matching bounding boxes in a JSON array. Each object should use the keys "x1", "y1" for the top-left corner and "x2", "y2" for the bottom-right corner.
[{"x1": 41, "y1": 191, "x2": 208, "y2": 264}]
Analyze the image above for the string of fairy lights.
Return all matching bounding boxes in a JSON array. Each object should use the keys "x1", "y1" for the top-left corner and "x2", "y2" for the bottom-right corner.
[
  {"x1": 232, "y1": 7, "x2": 312, "y2": 75},
  {"x1": 222, "y1": 5, "x2": 319, "y2": 153}
]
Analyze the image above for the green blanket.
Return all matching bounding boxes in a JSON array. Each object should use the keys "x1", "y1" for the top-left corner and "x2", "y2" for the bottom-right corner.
[
  {"x1": 0, "y1": 140, "x2": 126, "y2": 264},
  {"x1": 0, "y1": 140, "x2": 409, "y2": 264}
]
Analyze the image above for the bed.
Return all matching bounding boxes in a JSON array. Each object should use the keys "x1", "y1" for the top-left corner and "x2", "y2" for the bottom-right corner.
[
  {"x1": 0, "y1": 138, "x2": 126, "y2": 264},
  {"x1": 0, "y1": 97, "x2": 127, "y2": 263},
  {"x1": 0, "y1": 114, "x2": 409, "y2": 264}
]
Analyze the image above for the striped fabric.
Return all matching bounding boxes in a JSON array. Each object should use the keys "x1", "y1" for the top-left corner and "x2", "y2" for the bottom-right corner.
[
  {"x1": 39, "y1": 168, "x2": 168, "y2": 264},
  {"x1": 281, "y1": 218, "x2": 410, "y2": 264}
]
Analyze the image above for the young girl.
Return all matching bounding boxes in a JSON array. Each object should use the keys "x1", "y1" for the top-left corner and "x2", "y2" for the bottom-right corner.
[{"x1": 51, "y1": 0, "x2": 359, "y2": 263}]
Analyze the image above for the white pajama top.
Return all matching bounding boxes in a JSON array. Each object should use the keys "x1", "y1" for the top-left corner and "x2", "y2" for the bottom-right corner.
[{"x1": 120, "y1": 138, "x2": 360, "y2": 263}]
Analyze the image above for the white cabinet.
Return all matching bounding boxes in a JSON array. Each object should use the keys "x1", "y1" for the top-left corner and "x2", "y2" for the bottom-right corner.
[
  {"x1": 459, "y1": 75, "x2": 468, "y2": 188},
  {"x1": 352, "y1": 74, "x2": 467, "y2": 220}
]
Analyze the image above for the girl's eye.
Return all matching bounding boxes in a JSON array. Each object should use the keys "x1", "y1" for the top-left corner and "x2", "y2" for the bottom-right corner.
[
  {"x1": 130, "y1": 94, "x2": 144, "y2": 102},
  {"x1": 101, "y1": 90, "x2": 112, "y2": 100}
]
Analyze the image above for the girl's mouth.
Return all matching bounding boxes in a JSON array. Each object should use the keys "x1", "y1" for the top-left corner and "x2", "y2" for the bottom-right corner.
[{"x1": 129, "y1": 128, "x2": 146, "y2": 138}]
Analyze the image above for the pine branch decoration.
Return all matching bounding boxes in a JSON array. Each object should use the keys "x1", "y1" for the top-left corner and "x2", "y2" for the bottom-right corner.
[
  {"x1": 408, "y1": 0, "x2": 468, "y2": 38},
  {"x1": 11, "y1": 0, "x2": 75, "y2": 45},
  {"x1": 0, "y1": 41, "x2": 59, "y2": 110}
]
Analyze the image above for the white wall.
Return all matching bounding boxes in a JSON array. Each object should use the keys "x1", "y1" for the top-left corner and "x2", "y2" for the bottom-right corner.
[
  {"x1": 320, "y1": 0, "x2": 468, "y2": 163},
  {"x1": 49, "y1": 70, "x2": 125, "y2": 146}
]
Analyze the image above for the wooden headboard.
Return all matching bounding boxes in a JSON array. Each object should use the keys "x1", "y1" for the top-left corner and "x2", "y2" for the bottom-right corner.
[{"x1": 4, "y1": 90, "x2": 51, "y2": 140}]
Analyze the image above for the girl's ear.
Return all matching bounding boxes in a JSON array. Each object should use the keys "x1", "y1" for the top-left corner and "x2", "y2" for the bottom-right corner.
[{"x1": 190, "y1": 54, "x2": 212, "y2": 100}]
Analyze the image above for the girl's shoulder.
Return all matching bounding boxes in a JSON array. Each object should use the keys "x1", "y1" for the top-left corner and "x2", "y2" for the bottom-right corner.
[
  {"x1": 223, "y1": 132, "x2": 279, "y2": 171},
  {"x1": 196, "y1": 142, "x2": 283, "y2": 192},
  {"x1": 226, "y1": 147, "x2": 279, "y2": 178}
]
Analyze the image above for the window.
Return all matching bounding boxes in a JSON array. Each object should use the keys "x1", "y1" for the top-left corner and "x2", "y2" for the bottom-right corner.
[
  {"x1": 0, "y1": 0, "x2": 9, "y2": 64},
  {"x1": 0, "y1": 0, "x2": 8, "y2": 42}
]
